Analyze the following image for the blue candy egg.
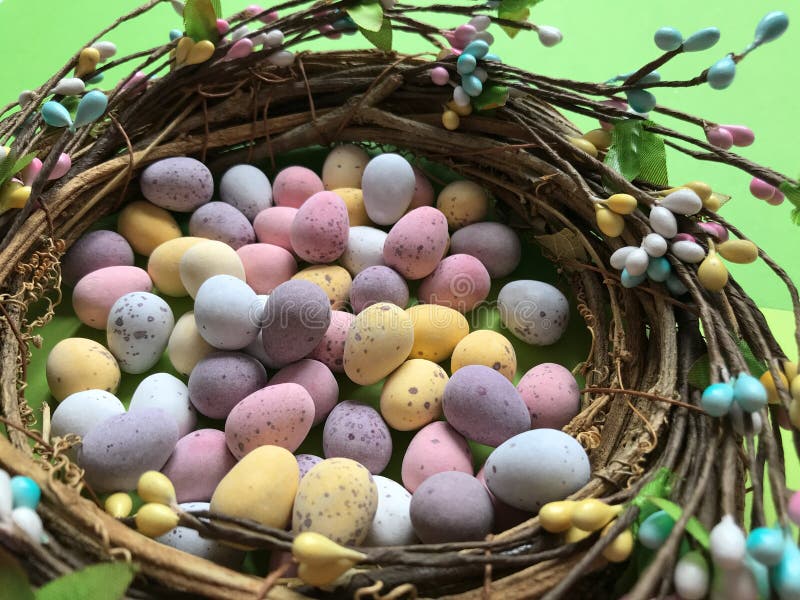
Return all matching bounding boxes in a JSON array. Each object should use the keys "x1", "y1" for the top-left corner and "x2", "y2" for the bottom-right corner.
[
  {"x1": 332, "y1": 17, "x2": 357, "y2": 32},
  {"x1": 771, "y1": 538, "x2": 800, "y2": 600},
  {"x1": 626, "y1": 88, "x2": 657, "y2": 113},
  {"x1": 87, "y1": 73, "x2": 105, "y2": 85},
  {"x1": 41, "y1": 101, "x2": 73, "y2": 128},
  {"x1": 73, "y1": 90, "x2": 108, "y2": 130},
  {"x1": 463, "y1": 40, "x2": 490, "y2": 59},
  {"x1": 10, "y1": 475, "x2": 41, "y2": 510},
  {"x1": 748, "y1": 527, "x2": 786, "y2": 566},
  {"x1": 666, "y1": 273, "x2": 688, "y2": 296},
  {"x1": 461, "y1": 74, "x2": 483, "y2": 97},
  {"x1": 733, "y1": 373, "x2": 767, "y2": 412},
  {"x1": 169, "y1": 29, "x2": 183, "y2": 42},
  {"x1": 654, "y1": 27, "x2": 683, "y2": 51},
  {"x1": 707, "y1": 56, "x2": 736, "y2": 90},
  {"x1": 682, "y1": 27, "x2": 721, "y2": 52},
  {"x1": 621, "y1": 268, "x2": 646, "y2": 288},
  {"x1": 483, "y1": 53, "x2": 502, "y2": 62},
  {"x1": 638, "y1": 510, "x2": 675, "y2": 550},
  {"x1": 646, "y1": 256, "x2": 671, "y2": 282},
  {"x1": 457, "y1": 53, "x2": 477, "y2": 75},
  {"x1": 746, "y1": 553, "x2": 772, "y2": 600},
  {"x1": 754, "y1": 11, "x2": 789, "y2": 46},
  {"x1": 701, "y1": 382, "x2": 734, "y2": 417}
]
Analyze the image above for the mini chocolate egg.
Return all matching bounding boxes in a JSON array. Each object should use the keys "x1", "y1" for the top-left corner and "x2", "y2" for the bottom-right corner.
[
  {"x1": 332, "y1": 188, "x2": 371, "y2": 226},
  {"x1": 406, "y1": 304, "x2": 469, "y2": 362},
  {"x1": 188, "y1": 202, "x2": 256, "y2": 249},
  {"x1": 290, "y1": 191, "x2": 350, "y2": 263},
  {"x1": 350, "y1": 266, "x2": 409, "y2": 313},
  {"x1": 272, "y1": 166, "x2": 324, "y2": 208},
  {"x1": 517, "y1": 363, "x2": 580, "y2": 430},
  {"x1": 449, "y1": 222, "x2": 522, "y2": 278},
  {"x1": 450, "y1": 330, "x2": 517, "y2": 381},
  {"x1": 402, "y1": 421, "x2": 473, "y2": 492},
  {"x1": 410, "y1": 471, "x2": 493, "y2": 543},
  {"x1": 50, "y1": 390, "x2": 125, "y2": 458},
  {"x1": 147, "y1": 237, "x2": 206, "y2": 297},
  {"x1": 363, "y1": 475, "x2": 418, "y2": 546},
  {"x1": 436, "y1": 180, "x2": 489, "y2": 230},
  {"x1": 194, "y1": 275, "x2": 260, "y2": 350},
  {"x1": 362, "y1": 153, "x2": 416, "y2": 225},
  {"x1": 237, "y1": 243, "x2": 297, "y2": 294},
  {"x1": 323, "y1": 401, "x2": 392, "y2": 474},
  {"x1": 188, "y1": 351, "x2": 268, "y2": 419},
  {"x1": 106, "y1": 292, "x2": 174, "y2": 374},
  {"x1": 383, "y1": 207, "x2": 450, "y2": 280},
  {"x1": 167, "y1": 311, "x2": 214, "y2": 375},
  {"x1": 118, "y1": 201, "x2": 182, "y2": 256},
  {"x1": 46, "y1": 338, "x2": 121, "y2": 400},
  {"x1": 62, "y1": 230, "x2": 134, "y2": 286},
  {"x1": 443, "y1": 365, "x2": 530, "y2": 446},
  {"x1": 271, "y1": 359, "x2": 339, "y2": 425},
  {"x1": 253, "y1": 206, "x2": 298, "y2": 252},
  {"x1": 497, "y1": 280, "x2": 570, "y2": 346},
  {"x1": 130, "y1": 373, "x2": 196, "y2": 437},
  {"x1": 225, "y1": 383, "x2": 315, "y2": 458},
  {"x1": 73, "y1": 266, "x2": 153, "y2": 329},
  {"x1": 308, "y1": 310, "x2": 355, "y2": 373},
  {"x1": 476, "y1": 466, "x2": 532, "y2": 533},
  {"x1": 343, "y1": 302, "x2": 414, "y2": 385},
  {"x1": 418, "y1": 254, "x2": 491, "y2": 313},
  {"x1": 484, "y1": 429, "x2": 590, "y2": 512},
  {"x1": 161, "y1": 430, "x2": 237, "y2": 503},
  {"x1": 380, "y1": 359, "x2": 448, "y2": 431},
  {"x1": 211, "y1": 445, "x2": 299, "y2": 529},
  {"x1": 340, "y1": 226, "x2": 387, "y2": 276},
  {"x1": 407, "y1": 166, "x2": 435, "y2": 211},
  {"x1": 219, "y1": 164, "x2": 273, "y2": 220},
  {"x1": 322, "y1": 145, "x2": 370, "y2": 190},
  {"x1": 297, "y1": 454, "x2": 323, "y2": 479},
  {"x1": 179, "y1": 240, "x2": 246, "y2": 298},
  {"x1": 157, "y1": 501, "x2": 244, "y2": 567},
  {"x1": 292, "y1": 457, "x2": 378, "y2": 545},
  {"x1": 140, "y1": 157, "x2": 214, "y2": 212},
  {"x1": 292, "y1": 265, "x2": 352, "y2": 310}
]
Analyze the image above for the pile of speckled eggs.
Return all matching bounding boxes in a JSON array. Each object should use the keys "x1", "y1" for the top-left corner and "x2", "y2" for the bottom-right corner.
[{"x1": 44, "y1": 144, "x2": 591, "y2": 567}]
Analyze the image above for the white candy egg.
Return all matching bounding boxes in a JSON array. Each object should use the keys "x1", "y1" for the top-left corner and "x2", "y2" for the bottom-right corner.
[
  {"x1": 674, "y1": 551, "x2": 710, "y2": 600},
  {"x1": 649, "y1": 206, "x2": 678, "y2": 238},
  {"x1": 194, "y1": 275, "x2": 260, "y2": 350},
  {"x1": 660, "y1": 188, "x2": 703, "y2": 216},
  {"x1": 106, "y1": 292, "x2": 174, "y2": 374},
  {"x1": 610, "y1": 246, "x2": 637, "y2": 270},
  {"x1": 362, "y1": 153, "x2": 416, "y2": 225},
  {"x1": 12, "y1": 507, "x2": 43, "y2": 543},
  {"x1": 363, "y1": 475, "x2": 418, "y2": 546},
  {"x1": 642, "y1": 233, "x2": 668, "y2": 257},
  {"x1": 710, "y1": 515, "x2": 747, "y2": 570},
  {"x1": 340, "y1": 226, "x2": 388, "y2": 275},
  {"x1": 157, "y1": 502, "x2": 244, "y2": 567},
  {"x1": 671, "y1": 240, "x2": 706, "y2": 263},
  {"x1": 129, "y1": 373, "x2": 197, "y2": 438},
  {"x1": 624, "y1": 247, "x2": 650, "y2": 277}
]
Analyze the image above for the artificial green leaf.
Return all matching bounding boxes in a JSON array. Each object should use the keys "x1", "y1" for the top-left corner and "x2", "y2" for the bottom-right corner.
[
  {"x1": 35, "y1": 563, "x2": 137, "y2": 600},
  {"x1": 473, "y1": 84, "x2": 510, "y2": 111},
  {"x1": 183, "y1": 0, "x2": 220, "y2": 43},
  {"x1": 347, "y1": 1, "x2": 384, "y2": 33},
  {"x1": 637, "y1": 125, "x2": 668, "y2": 186},
  {"x1": 0, "y1": 151, "x2": 17, "y2": 187},
  {"x1": 687, "y1": 353, "x2": 711, "y2": 389},
  {"x1": 780, "y1": 180, "x2": 800, "y2": 226},
  {"x1": 605, "y1": 120, "x2": 642, "y2": 181},
  {"x1": 12, "y1": 152, "x2": 38, "y2": 178},
  {"x1": 498, "y1": 0, "x2": 544, "y2": 38},
  {"x1": 360, "y1": 18, "x2": 392, "y2": 51},
  {"x1": 792, "y1": 207, "x2": 800, "y2": 225},
  {"x1": 0, "y1": 547, "x2": 35, "y2": 600},
  {"x1": 646, "y1": 496, "x2": 710, "y2": 550}
]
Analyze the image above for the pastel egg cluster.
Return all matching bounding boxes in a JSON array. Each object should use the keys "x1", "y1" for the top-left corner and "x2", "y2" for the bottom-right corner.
[{"x1": 0, "y1": 470, "x2": 45, "y2": 545}]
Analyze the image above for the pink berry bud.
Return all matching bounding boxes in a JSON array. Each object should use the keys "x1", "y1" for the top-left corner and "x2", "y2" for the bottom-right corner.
[
  {"x1": 698, "y1": 222, "x2": 728, "y2": 241},
  {"x1": 430, "y1": 66, "x2": 450, "y2": 86},
  {"x1": 749, "y1": 177, "x2": 778, "y2": 201},
  {"x1": 705, "y1": 126, "x2": 734, "y2": 150},
  {"x1": 719, "y1": 124, "x2": 754, "y2": 147}
]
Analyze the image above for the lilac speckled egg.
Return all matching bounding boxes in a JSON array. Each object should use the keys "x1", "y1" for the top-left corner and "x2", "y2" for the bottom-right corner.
[
  {"x1": 220, "y1": 164, "x2": 273, "y2": 221},
  {"x1": 261, "y1": 280, "x2": 331, "y2": 367},
  {"x1": 383, "y1": 207, "x2": 449, "y2": 280},
  {"x1": 106, "y1": 292, "x2": 174, "y2": 374},
  {"x1": 237, "y1": 243, "x2": 297, "y2": 294},
  {"x1": 271, "y1": 359, "x2": 339, "y2": 425},
  {"x1": 129, "y1": 373, "x2": 196, "y2": 437},
  {"x1": 140, "y1": 157, "x2": 213, "y2": 212},
  {"x1": 50, "y1": 390, "x2": 125, "y2": 459},
  {"x1": 443, "y1": 365, "x2": 530, "y2": 447},
  {"x1": 449, "y1": 222, "x2": 522, "y2": 278},
  {"x1": 362, "y1": 153, "x2": 416, "y2": 225},
  {"x1": 323, "y1": 401, "x2": 392, "y2": 474},
  {"x1": 401, "y1": 421, "x2": 473, "y2": 492},
  {"x1": 62, "y1": 230, "x2": 134, "y2": 287},
  {"x1": 73, "y1": 266, "x2": 152, "y2": 329},
  {"x1": 296, "y1": 453, "x2": 323, "y2": 479},
  {"x1": 307, "y1": 310, "x2": 354, "y2": 373},
  {"x1": 290, "y1": 191, "x2": 349, "y2": 263},
  {"x1": 497, "y1": 280, "x2": 570, "y2": 346},
  {"x1": 517, "y1": 363, "x2": 580, "y2": 430},
  {"x1": 161, "y1": 429, "x2": 237, "y2": 503},
  {"x1": 188, "y1": 351, "x2": 268, "y2": 419},
  {"x1": 225, "y1": 383, "x2": 315, "y2": 458},
  {"x1": 189, "y1": 202, "x2": 256, "y2": 249},
  {"x1": 410, "y1": 471, "x2": 493, "y2": 543},
  {"x1": 157, "y1": 501, "x2": 244, "y2": 568},
  {"x1": 476, "y1": 466, "x2": 531, "y2": 533},
  {"x1": 407, "y1": 166, "x2": 435, "y2": 211},
  {"x1": 194, "y1": 274, "x2": 260, "y2": 350},
  {"x1": 340, "y1": 226, "x2": 387, "y2": 276},
  {"x1": 349, "y1": 266, "x2": 409, "y2": 313},
  {"x1": 253, "y1": 206, "x2": 298, "y2": 252},
  {"x1": 418, "y1": 254, "x2": 491, "y2": 313},
  {"x1": 272, "y1": 166, "x2": 324, "y2": 208},
  {"x1": 79, "y1": 407, "x2": 179, "y2": 493}
]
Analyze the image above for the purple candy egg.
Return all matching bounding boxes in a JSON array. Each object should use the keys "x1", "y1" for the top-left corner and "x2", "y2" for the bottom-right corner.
[
  {"x1": 189, "y1": 202, "x2": 256, "y2": 249},
  {"x1": 349, "y1": 266, "x2": 410, "y2": 313},
  {"x1": 62, "y1": 230, "x2": 134, "y2": 287},
  {"x1": 161, "y1": 429, "x2": 237, "y2": 503},
  {"x1": 188, "y1": 351, "x2": 268, "y2": 419},
  {"x1": 296, "y1": 453, "x2": 323, "y2": 479},
  {"x1": 323, "y1": 401, "x2": 392, "y2": 474},
  {"x1": 140, "y1": 157, "x2": 213, "y2": 212}
]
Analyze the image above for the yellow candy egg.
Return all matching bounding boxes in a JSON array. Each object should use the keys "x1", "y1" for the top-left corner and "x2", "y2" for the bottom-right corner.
[
  {"x1": 761, "y1": 368, "x2": 790, "y2": 404},
  {"x1": 450, "y1": 330, "x2": 517, "y2": 381},
  {"x1": 178, "y1": 239, "x2": 246, "y2": 298},
  {"x1": 568, "y1": 137, "x2": 599, "y2": 158},
  {"x1": 682, "y1": 181, "x2": 712, "y2": 202},
  {"x1": 380, "y1": 359, "x2": 449, "y2": 431},
  {"x1": 76, "y1": 47, "x2": 101, "y2": 77},
  {"x1": 0, "y1": 180, "x2": 31, "y2": 209},
  {"x1": 406, "y1": 303, "x2": 469, "y2": 362},
  {"x1": 447, "y1": 100, "x2": 473, "y2": 117},
  {"x1": 137, "y1": 471, "x2": 176, "y2": 506},
  {"x1": 135, "y1": 502, "x2": 179, "y2": 538},
  {"x1": 104, "y1": 493, "x2": 133, "y2": 518},
  {"x1": 595, "y1": 205, "x2": 625, "y2": 237},
  {"x1": 582, "y1": 128, "x2": 612, "y2": 150},
  {"x1": 565, "y1": 526, "x2": 593, "y2": 543},
  {"x1": 293, "y1": 532, "x2": 366, "y2": 587},
  {"x1": 147, "y1": 236, "x2": 206, "y2": 296},
  {"x1": 785, "y1": 362, "x2": 798, "y2": 383},
  {"x1": 716, "y1": 239, "x2": 759, "y2": 264},
  {"x1": 601, "y1": 521, "x2": 634, "y2": 562},
  {"x1": 46, "y1": 338, "x2": 121, "y2": 401},
  {"x1": 703, "y1": 192, "x2": 724, "y2": 212},
  {"x1": 442, "y1": 110, "x2": 460, "y2": 131},
  {"x1": 118, "y1": 200, "x2": 182, "y2": 256},
  {"x1": 322, "y1": 144, "x2": 369, "y2": 190},
  {"x1": 570, "y1": 499, "x2": 622, "y2": 532},
  {"x1": 166, "y1": 311, "x2": 214, "y2": 376},
  {"x1": 343, "y1": 302, "x2": 414, "y2": 385},
  {"x1": 436, "y1": 180, "x2": 490, "y2": 230},
  {"x1": 292, "y1": 265, "x2": 352, "y2": 310},
  {"x1": 332, "y1": 188, "x2": 371, "y2": 226},
  {"x1": 604, "y1": 193, "x2": 638, "y2": 215},
  {"x1": 791, "y1": 374, "x2": 800, "y2": 402},
  {"x1": 697, "y1": 250, "x2": 728, "y2": 292},
  {"x1": 185, "y1": 40, "x2": 215, "y2": 66},
  {"x1": 539, "y1": 500, "x2": 577, "y2": 533}
]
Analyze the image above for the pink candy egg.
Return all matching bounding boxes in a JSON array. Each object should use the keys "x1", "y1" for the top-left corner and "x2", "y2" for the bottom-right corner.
[
  {"x1": 307, "y1": 310, "x2": 355, "y2": 373},
  {"x1": 72, "y1": 266, "x2": 152, "y2": 329},
  {"x1": 290, "y1": 191, "x2": 349, "y2": 263},
  {"x1": 253, "y1": 206, "x2": 298, "y2": 252},
  {"x1": 272, "y1": 166, "x2": 324, "y2": 208},
  {"x1": 516, "y1": 363, "x2": 581, "y2": 430},
  {"x1": 408, "y1": 166, "x2": 435, "y2": 210},
  {"x1": 430, "y1": 66, "x2": 450, "y2": 86},
  {"x1": 49, "y1": 153, "x2": 72, "y2": 180},
  {"x1": 789, "y1": 490, "x2": 800, "y2": 525},
  {"x1": 236, "y1": 243, "x2": 297, "y2": 294},
  {"x1": 224, "y1": 38, "x2": 253, "y2": 61},
  {"x1": 705, "y1": 126, "x2": 734, "y2": 150},
  {"x1": 271, "y1": 359, "x2": 339, "y2": 425},
  {"x1": 418, "y1": 254, "x2": 491, "y2": 313},
  {"x1": 401, "y1": 421, "x2": 473, "y2": 493},
  {"x1": 672, "y1": 233, "x2": 697, "y2": 243},
  {"x1": 719, "y1": 124, "x2": 754, "y2": 147},
  {"x1": 216, "y1": 19, "x2": 230, "y2": 35},
  {"x1": 698, "y1": 222, "x2": 729, "y2": 241},
  {"x1": 749, "y1": 177, "x2": 779, "y2": 201},
  {"x1": 161, "y1": 429, "x2": 237, "y2": 503},
  {"x1": 599, "y1": 99, "x2": 628, "y2": 131},
  {"x1": 21, "y1": 158, "x2": 42, "y2": 186},
  {"x1": 383, "y1": 207, "x2": 449, "y2": 280},
  {"x1": 453, "y1": 24, "x2": 476, "y2": 49}
]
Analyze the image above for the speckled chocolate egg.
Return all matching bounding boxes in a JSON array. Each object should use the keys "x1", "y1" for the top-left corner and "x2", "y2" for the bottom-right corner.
[
  {"x1": 296, "y1": 454, "x2": 323, "y2": 479},
  {"x1": 225, "y1": 383, "x2": 315, "y2": 458},
  {"x1": 308, "y1": 310, "x2": 355, "y2": 373},
  {"x1": 167, "y1": 311, "x2": 214, "y2": 375},
  {"x1": 188, "y1": 351, "x2": 268, "y2": 419},
  {"x1": 46, "y1": 338, "x2": 121, "y2": 401},
  {"x1": 211, "y1": 445, "x2": 299, "y2": 529},
  {"x1": 476, "y1": 466, "x2": 532, "y2": 533},
  {"x1": 350, "y1": 266, "x2": 409, "y2": 313},
  {"x1": 401, "y1": 421, "x2": 473, "y2": 492},
  {"x1": 383, "y1": 207, "x2": 449, "y2": 280},
  {"x1": 79, "y1": 407, "x2": 179, "y2": 493},
  {"x1": 362, "y1": 153, "x2": 416, "y2": 225},
  {"x1": 450, "y1": 222, "x2": 521, "y2": 278},
  {"x1": 237, "y1": 243, "x2": 297, "y2": 294},
  {"x1": 363, "y1": 475, "x2": 418, "y2": 546},
  {"x1": 272, "y1": 166, "x2": 324, "y2": 208},
  {"x1": 344, "y1": 302, "x2": 414, "y2": 385},
  {"x1": 194, "y1": 275, "x2": 260, "y2": 350},
  {"x1": 140, "y1": 157, "x2": 214, "y2": 212},
  {"x1": 157, "y1": 501, "x2": 244, "y2": 567},
  {"x1": 443, "y1": 365, "x2": 530, "y2": 447},
  {"x1": 497, "y1": 280, "x2": 569, "y2": 346},
  {"x1": 407, "y1": 166, "x2": 435, "y2": 211},
  {"x1": 253, "y1": 206, "x2": 298, "y2": 252},
  {"x1": 106, "y1": 292, "x2": 174, "y2": 374},
  {"x1": 292, "y1": 457, "x2": 378, "y2": 545},
  {"x1": 147, "y1": 237, "x2": 206, "y2": 297},
  {"x1": 410, "y1": 471, "x2": 493, "y2": 543},
  {"x1": 161, "y1": 429, "x2": 237, "y2": 503},
  {"x1": 261, "y1": 280, "x2": 331, "y2": 367},
  {"x1": 62, "y1": 230, "x2": 134, "y2": 287},
  {"x1": 340, "y1": 226, "x2": 387, "y2": 276},
  {"x1": 220, "y1": 164, "x2": 273, "y2": 220},
  {"x1": 418, "y1": 254, "x2": 491, "y2": 313},
  {"x1": 189, "y1": 202, "x2": 256, "y2": 249},
  {"x1": 323, "y1": 144, "x2": 369, "y2": 190},
  {"x1": 323, "y1": 401, "x2": 392, "y2": 474},
  {"x1": 333, "y1": 188, "x2": 370, "y2": 226},
  {"x1": 271, "y1": 359, "x2": 338, "y2": 425},
  {"x1": 292, "y1": 265, "x2": 351, "y2": 310},
  {"x1": 179, "y1": 240, "x2": 246, "y2": 299},
  {"x1": 450, "y1": 330, "x2": 517, "y2": 381},
  {"x1": 118, "y1": 201, "x2": 182, "y2": 256},
  {"x1": 436, "y1": 180, "x2": 489, "y2": 230},
  {"x1": 50, "y1": 390, "x2": 125, "y2": 457},
  {"x1": 290, "y1": 191, "x2": 349, "y2": 263},
  {"x1": 484, "y1": 429, "x2": 590, "y2": 512},
  {"x1": 380, "y1": 359, "x2": 448, "y2": 431},
  {"x1": 406, "y1": 304, "x2": 469, "y2": 362},
  {"x1": 517, "y1": 363, "x2": 581, "y2": 430},
  {"x1": 129, "y1": 373, "x2": 196, "y2": 437},
  {"x1": 73, "y1": 266, "x2": 153, "y2": 329}
]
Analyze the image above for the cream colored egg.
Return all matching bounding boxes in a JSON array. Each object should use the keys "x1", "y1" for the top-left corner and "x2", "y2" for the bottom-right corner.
[
  {"x1": 147, "y1": 236, "x2": 206, "y2": 296},
  {"x1": 117, "y1": 200, "x2": 182, "y2": 256},
  {"x1": 406, "y1": 304, "x2": 469, "y2": 362},
  {"x1": 178, "y1": 239, "x2": 246, "y2": 298},
  {"x1": 292, "y1": 265, "x2": 352, "y2": 310},
  {"x1": 46, "y1": 338, "x2": 121, "y2": 401},
  {"x1": 166, "y1": 311, "x2": 214, "y2": 376},
  {"x1": 322, "y1": 144, "x2": 370, "y2": 190},
  {"x1": 450, "y1": 329, "x2": 517, "y2": 381},
  {"x1": 332, "y1": 188, "x2": 371, "y2": 227},
  {"x1": 436, "y1": 180, "x2": 489, "y2": 230},
  {"x1": 380, "y1": 359, "x2": 448, "y2": 430},
  {"x1": 344, "y1": 303, "x2": 414, "y2": 385}
]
